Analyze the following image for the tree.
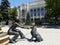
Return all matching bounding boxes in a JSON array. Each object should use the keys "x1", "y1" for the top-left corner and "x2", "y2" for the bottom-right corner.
[
  {"x1": 0, "y1": 4, "x2": 3, "y2": 21},
  {"x1": 1, "y1": 0, "x2": 10, "y2": 25},
  {"x1": 45, "y1": 0, "x2": 60, "y2": 24},
  {"x1": 25, "y1": 12, "x2": 32, "y2": 25},
  {"x1": 9, "y1": 7, "x2": 18, "y2": 20},
  {"x1": 35, "y1": 18, "x2": 42, "y2": 25},
  {"x1": 0, "y1": 14, "x2": 3, "y2": 22}
]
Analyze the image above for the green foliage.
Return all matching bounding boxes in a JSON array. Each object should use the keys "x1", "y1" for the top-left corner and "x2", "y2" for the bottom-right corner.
[
  {"x1": 45, "y1": 0, "x2": 60, "y2": 24},
  {"x1": 0, "y1": 0, "x2": 10, "y2": 25},
  {"x1": 35, "y1": 18, "x2": 41, "y2": 25},
  {"x1": 9, "y1": 7, "x2": 18, "y2": 20},
  {"x1": 0, "y1": 14, "x2": 3, "y2": 22},
  {"x1": 1, "y1": 0, "x2": 10, "y2": 14},
  {"x1": 25, "y1": 12, "x2": 32, "y2": 25}
]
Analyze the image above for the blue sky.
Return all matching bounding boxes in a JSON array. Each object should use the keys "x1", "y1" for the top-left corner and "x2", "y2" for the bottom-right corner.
[{"x1": 0, "y1": 0, "x2": 37, "y2": 7}]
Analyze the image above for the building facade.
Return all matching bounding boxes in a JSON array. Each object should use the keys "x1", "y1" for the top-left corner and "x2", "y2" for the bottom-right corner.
[{"x1": 18, "y1": 0, "x2": 46, "y2": 24}]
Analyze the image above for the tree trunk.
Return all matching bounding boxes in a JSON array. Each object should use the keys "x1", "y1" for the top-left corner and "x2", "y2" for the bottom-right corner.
[{"x1": 6, "y1": 20, "x2": 9, "y2": 25}]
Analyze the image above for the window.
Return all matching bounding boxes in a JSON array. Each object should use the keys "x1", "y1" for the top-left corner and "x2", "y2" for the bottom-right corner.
[
  {"x1": 37, "y1": 8, "x2": 40, "y2": 16},
  {"x1": 34, "y1": 9, "x2": 36, "y2": 16},
  {"x1": 22, "y1": 10, "x2": 25, "y2": 17},
  {"x1": 30, "y1": 9, "x2": 33, "y2": 17},
  {"x1": 41, "y1": 8, "x2": 45, "y2": 16}
]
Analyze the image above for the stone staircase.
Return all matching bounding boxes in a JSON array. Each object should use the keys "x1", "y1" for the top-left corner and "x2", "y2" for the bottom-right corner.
[{"x1": 0, "y1": 27, "x2": 9, "y2": 45}]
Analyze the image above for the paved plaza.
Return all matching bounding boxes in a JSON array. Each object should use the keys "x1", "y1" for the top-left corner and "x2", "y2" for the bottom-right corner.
[{"x1": 2, "y1": 26, "x2": 60, "y2": 45}]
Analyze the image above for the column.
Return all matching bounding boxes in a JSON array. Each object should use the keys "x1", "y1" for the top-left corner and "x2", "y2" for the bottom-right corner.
[
  {"x1": 18, "y1": 6, "x2": 22, "y2": 24},
  {"x1": 33, "y1": 9, "x2": 34, "y2": 23},
  {"x1": 25, "y1": 5, "x2": 27, "y2": 23},
  {"x1": 25, "y1": 10, "x2": 27, "y2": 21},
  {"x1": 32, "y1": 9, "x2": 35, "y2": 25},
  {"x1": 44, "y1": 7, "x2": 45, "y2": 16}
]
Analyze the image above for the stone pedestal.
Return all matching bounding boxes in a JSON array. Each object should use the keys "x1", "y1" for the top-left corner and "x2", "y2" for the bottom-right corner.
[{"x1": 0, "y1": 27, "x2": 9, "y2": 45}]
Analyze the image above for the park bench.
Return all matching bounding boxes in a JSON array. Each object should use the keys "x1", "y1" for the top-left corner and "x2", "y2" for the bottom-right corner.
[{"x1": 0, "y1": 27, "x2": 9, "y2": 45}]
